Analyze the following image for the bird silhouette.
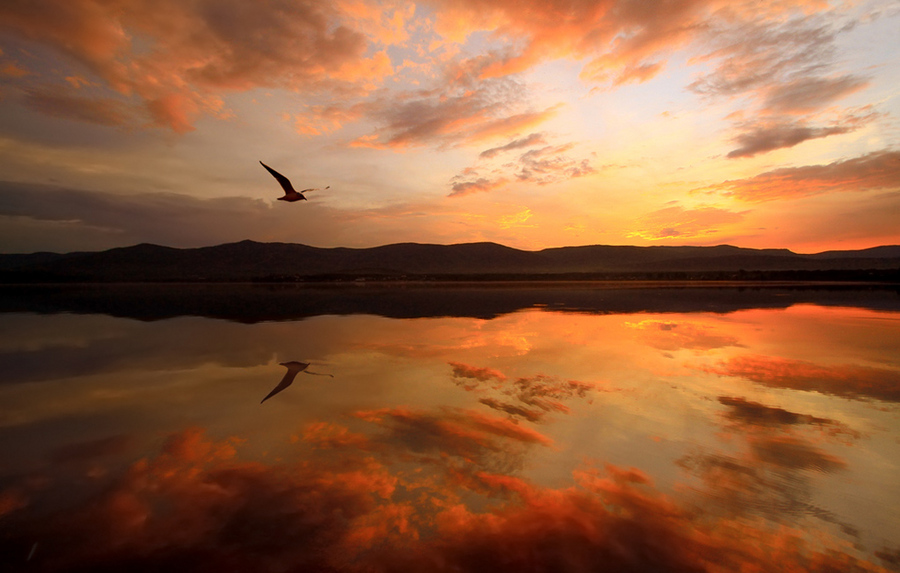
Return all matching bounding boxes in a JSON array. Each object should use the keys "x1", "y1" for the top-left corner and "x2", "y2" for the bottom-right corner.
[
  {"x1": 260, "y1": 361, "x2": 333, "y2": 404},
  {"x1": 260, "y1": 161, "x2": 329, "y2": 202}
]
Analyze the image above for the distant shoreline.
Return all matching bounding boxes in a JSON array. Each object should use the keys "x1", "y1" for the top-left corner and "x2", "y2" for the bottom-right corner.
[
  {"x1": 2, "y1": 278, "x2": 898, "y2": 287},
  {"x1": 2, "y1": 240, "x2": 898, "y2": 284}
]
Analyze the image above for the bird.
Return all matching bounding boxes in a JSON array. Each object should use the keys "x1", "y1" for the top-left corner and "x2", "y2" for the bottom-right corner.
[
  {"x1": 260, "y1": 361, "x2": 333, "y2": 404},
  {"x1": 260, "y1": 161, "x2": 329, "y2": 202}
]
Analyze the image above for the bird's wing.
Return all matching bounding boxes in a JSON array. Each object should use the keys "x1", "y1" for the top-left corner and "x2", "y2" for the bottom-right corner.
[
  {"x1": 260, "y1": 369, "x2": 300, "y2": 404},
  {"x1": 260, "y1": 161, "x2": 296, "y2": 194},
  {"x1": 299, "y1": 187, "x2": 327, "y2": 194}
]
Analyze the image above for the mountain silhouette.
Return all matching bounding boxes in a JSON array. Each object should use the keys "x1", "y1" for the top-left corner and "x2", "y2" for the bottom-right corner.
[{"x1": 1, "y1": 240, "x2": 899, "y2": 283}]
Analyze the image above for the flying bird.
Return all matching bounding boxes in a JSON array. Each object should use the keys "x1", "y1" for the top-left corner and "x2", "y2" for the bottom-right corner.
[
  {"x1": 260, "y1": 361, "x2": 333, "y2": 404},
  {"x1": 260, "y1": 161, "x2": 329, "y2": 202}
]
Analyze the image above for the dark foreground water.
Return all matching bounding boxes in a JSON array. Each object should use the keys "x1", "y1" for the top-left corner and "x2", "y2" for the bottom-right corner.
[{"x1": 1, "y1": 285, "x2": 898, "y2": 572}]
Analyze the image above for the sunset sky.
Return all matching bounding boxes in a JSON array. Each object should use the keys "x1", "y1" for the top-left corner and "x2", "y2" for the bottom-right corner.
[{"x1": 0, "y1": 0, "x2": 898, "y2": 253}]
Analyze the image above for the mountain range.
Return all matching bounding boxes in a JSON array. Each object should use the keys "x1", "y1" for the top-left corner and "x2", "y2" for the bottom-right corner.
[{"x1": 2, "y1": 240, "x2": 899, "y2": 282}]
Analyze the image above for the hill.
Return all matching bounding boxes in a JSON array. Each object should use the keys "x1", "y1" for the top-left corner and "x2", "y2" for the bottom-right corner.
[{"x1": 1, "y1": 240, "x2": 899, "y2": 282}]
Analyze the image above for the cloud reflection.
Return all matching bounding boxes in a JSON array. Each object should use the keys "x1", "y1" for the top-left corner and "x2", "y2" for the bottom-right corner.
[
  {"x1": 449, "y1": 362, "x2": 599, "y2": 423},
  {"x1": 703, "y1": 354, "x2": 900, "y2": 402},
  {"x1": 1, "y1": 424, "x2": 889, "y2": 572}
]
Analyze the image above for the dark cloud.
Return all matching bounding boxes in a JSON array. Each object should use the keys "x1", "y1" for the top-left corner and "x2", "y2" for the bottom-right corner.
[
  {"x1": 718, "y1": 397, "x2": 860, "y2": 439},
  {"x1": 478, "y1": 132, "x2": 545, "y2": 159},
  {"x1": 726, "y1": 120, "x2": 856, "y2": 159},
  {"x1": 448, "y1": 177, "x2": 509, "y2": 198},
  {"x1": 449, "y1": 362, "x2": 507, "y2": 384},
  {"x1": 0, "y1": 181, "x2": 283, "y2": 250},
  {"x1": 749, "y1": 435, "x2": 847, "y2": 473},
  {"x1": 22, "y1": 89, "x2": 133, "y2": 127},
  {"x1": 0, "y1": 180, "x2": 447, "y2": 253},
  {"x1": 762, "y1": 75, "x2": 870, "y2": 114},
  {"x1": 699, "y1": 150, "x2": 900, "y2": 202}
]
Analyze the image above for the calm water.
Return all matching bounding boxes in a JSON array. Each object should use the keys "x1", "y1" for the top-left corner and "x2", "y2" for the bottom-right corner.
[{"x1": 1, "y1": 285, "x2": 899, "y2": 572}]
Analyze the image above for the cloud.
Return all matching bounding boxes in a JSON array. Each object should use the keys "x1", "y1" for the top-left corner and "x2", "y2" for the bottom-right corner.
[
  {"x1": 350, "y1": 77, "x2": 562, "y2": 150},
  {"x1": 448, "y1": 177, "x2": 510, "y2": 197},
  {"x1": 688, "y1": 11, "x2": 874, "y2": 158},
  {"x1": 699, "y1": 150, "x2": 900, "y2": 202},
  {"x1": 689, "y1": 13, "x2": 852, "y2": 101},
  {"x1": 516, "y1": 144, "x2": 595, "y2": 184},
  {"x1": 762, "y1": 75, "x2": 870, "y2": 115},
  {"x1": 726, "y1": 120, "x2": 858, "y2": 159},
  {"x1": 449, "y1": 137, "x2": 593, "y2": 197},
  {"x1": 627, "y1": 205, "x2": 747, "y2": 241},
  {"x1": 428, "y1": 0, "x2": 717, "y2": 87},
  {"x1": 702, "y1": 354, "x2": 900, "y2": 402},
  {"x1": 0, "y1": 0, "x2": 393, "y2": 132},
  {"x1": 479, "y1": 132, "x2": 545, "y2": 159}
]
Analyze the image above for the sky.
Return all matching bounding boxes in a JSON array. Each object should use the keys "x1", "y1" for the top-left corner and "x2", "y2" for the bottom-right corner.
[{"x1": 0, "y1": 0, "x2": 898, "y2": 254}]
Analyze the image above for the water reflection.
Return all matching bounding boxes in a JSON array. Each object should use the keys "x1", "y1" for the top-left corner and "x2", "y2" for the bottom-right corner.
[
  {"x1": 0, "y1": 294, "x2": 898, "y2": 572},
  {"x1": 260, "y1": 361, "x2": 333, "y2": 404}
]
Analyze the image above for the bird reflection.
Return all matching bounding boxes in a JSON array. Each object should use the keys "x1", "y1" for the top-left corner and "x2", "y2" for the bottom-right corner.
[
  {"x1": 261, "y1": 361, "x2": 333, "y2": 404},
  {"x1": 260, "y1": 161, "x2": 329, "y2": 202}
]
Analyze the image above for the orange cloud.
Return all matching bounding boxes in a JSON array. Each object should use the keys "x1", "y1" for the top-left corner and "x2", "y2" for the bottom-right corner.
[
  {"x1": 702, "y1": 354, "x2": 900, "y2": 402},
  {"x1": 0, "y1": 0, "x2": 393, "y2": 132},
  {"x1": 2, "y1": 426, "x2": 889, "y2": 572},
  {"x1": 428, "y1": 0, "x2": 715, "y2": 87},
  {"x1": 699, "y1": 150, "x2": 900, "y2": 202}
]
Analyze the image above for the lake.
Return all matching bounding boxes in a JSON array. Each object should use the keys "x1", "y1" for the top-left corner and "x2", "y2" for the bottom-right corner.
[{"x1": 1, "y1": 284, "x2": 898, "y2": 572}]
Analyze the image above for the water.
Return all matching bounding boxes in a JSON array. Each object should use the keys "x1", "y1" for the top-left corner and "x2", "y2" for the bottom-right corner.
[{"x1": 1, "y1": 285, "x2": 898, "y2": 572}]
